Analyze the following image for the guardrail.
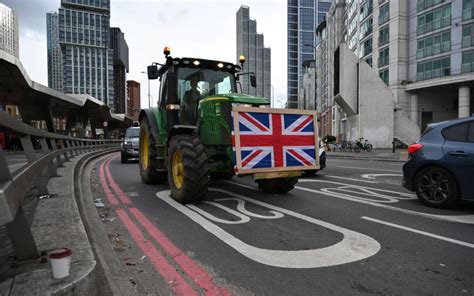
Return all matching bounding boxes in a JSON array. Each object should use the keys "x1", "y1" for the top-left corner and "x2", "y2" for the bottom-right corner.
[{"x1": 0, "y1": 110, "x2": 120, "y2": 261}]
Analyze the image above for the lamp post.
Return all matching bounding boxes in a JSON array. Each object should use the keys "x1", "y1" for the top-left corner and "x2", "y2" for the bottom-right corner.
[
  {"x1": 140, "y1": 71, "x2": 151, "y2": 108},
  {"x1": 270, "y1": 85, "x2": 275, "y2": 108}
]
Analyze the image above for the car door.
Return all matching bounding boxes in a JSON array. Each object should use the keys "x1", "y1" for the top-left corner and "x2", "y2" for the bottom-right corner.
[{"x1": 442, "y1": 120, "x2": 474, "y2": 200}]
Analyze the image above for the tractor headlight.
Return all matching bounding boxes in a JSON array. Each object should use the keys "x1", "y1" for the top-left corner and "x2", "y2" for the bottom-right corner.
[{"x1": 231, "y1": 103, "x2": 252, "y2": 108}]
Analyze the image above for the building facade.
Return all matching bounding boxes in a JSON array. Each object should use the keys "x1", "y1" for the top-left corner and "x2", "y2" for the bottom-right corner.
[
  {"x1": 47, "y1": 0, "x2": 115, "y2": 111},
  {"x1": 0, "y1": 3, "x2": 19, "y2": 58},
  {"x1": 236, "y1": 5, "x2": 271, "y2": 99},
  {"x1": 287, "y1": 0, "x2": 332, "y2": 108},
  {"x1": 309, "y1": 0, "x2": 474, "y2": 148},
  {"x1": 127, "y1": 80, "x2": 140, "y2": 121},
  {"x1": 110, "y1": 27, "x2": 129, "y2": 114},
  {"x1": 47, "y1": 13, "x2": 63, "y2": 92}
]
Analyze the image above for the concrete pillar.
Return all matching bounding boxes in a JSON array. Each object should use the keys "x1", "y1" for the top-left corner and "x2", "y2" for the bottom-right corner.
[
  {"x1": 459, "y1": 86, "x2": 471, "y2": 118},
  {"x1": 410, "y1": 92, "x2": 419, "y2": 126}
]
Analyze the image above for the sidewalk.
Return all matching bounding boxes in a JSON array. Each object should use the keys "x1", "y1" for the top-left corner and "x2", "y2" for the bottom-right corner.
[{"x1": 326, "y1": 148, "x2": 408, "y2": 162}]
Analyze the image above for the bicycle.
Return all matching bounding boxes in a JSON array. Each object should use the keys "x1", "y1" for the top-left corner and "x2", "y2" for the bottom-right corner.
[{"x1": 353, "y1": 137, "x2": 373, "y2": 153}]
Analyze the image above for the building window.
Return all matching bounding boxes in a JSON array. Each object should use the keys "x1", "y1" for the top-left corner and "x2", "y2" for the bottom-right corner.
[
  {"x1": 378, "y1": 47, "x2": 389, "y2": 67},
  {"x1": 361, "y1": 38, "x2": 373, "y2": 57},
  {"x1": 300, "y1": 8, "x2": 314, "y2": 30},
  {"x1": 416, "y1": 56, "x2": 450, "y2": 81},
  {"x1": 462, "y1": 23, "x2": 474, "y2": 47},
  {"x1": 417, "y1": 5, "x2": 451, "y2": 35},
  {"x1": 379, "y1": 69, "x2": 389, "y2": 85},
  {"x1": 365, "y1": 56, "x2": 373, "y2": 67},
  {"x1": 379, "y1": 3, "x2": 389, "y2": 25},
  {"x1": 417, "y1": 0, "x2": 446, "y2": 12},
  {"x1": 463, "y1": 0, "x2": 474, "y2": 20},
  {"x1": 417, "y1": 30, "x2": 451, "y2": 58},
  {"x1": 360, "y1": 0, "x2": 373, "y2": 21},
  {"x1": 379, "y1": 25, "x2": 389, "y2": 46},
  {"x1": 359, "y1": 17, "x2": 373, "y2": 39},
  {"x1": 462, "y1": 50, "x2": 474, "y2": 73}
]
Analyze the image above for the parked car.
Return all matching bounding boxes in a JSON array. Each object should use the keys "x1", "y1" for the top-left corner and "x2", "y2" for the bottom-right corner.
[
  {"x1": 121, "y1": 127, "x2": 140, "y2": 163},
  {"x1": 303, "y1": 138, "x2": 326, "y2": 177},
  {"x1": 402, "y1": 117, "x2": 474, "y2": 208}
]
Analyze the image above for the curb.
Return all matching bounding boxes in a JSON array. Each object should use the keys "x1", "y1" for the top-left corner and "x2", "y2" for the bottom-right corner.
[
  {"x1": 327, "y1": 155, "x2": 406, "y2": 163},
  {"x1": 74, "y1": 151, "x2": 136, "y2": 296}
]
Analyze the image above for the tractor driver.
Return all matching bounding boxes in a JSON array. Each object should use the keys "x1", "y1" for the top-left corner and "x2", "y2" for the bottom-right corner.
[{"x1": 181, "y1": 75, "x2": 201, "y2": 124}]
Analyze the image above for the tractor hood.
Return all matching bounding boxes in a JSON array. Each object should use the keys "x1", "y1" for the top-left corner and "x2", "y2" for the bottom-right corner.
[{"x1": 200, "y1": 93, "x2": 270, "y2": 106}]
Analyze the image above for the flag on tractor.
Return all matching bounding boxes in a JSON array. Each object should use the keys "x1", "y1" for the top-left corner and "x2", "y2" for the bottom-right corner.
[{"x1": 232, "y1": 108, "x2": 319, "y2": 174}]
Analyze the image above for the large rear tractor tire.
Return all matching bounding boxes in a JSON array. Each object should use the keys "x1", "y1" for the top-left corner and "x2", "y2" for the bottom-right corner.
[
  {"x1": 167, "y1": 135, "x2": 209, "y2": 203},
  {"x1": 256, "y1": 177, "x2": 298, "y2": 194},
  {"x1": 139, "y1": 117, "x2": 167, "y2": 184}
]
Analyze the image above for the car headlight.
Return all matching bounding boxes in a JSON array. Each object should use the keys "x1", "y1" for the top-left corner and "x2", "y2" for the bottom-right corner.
[{"x1": 123, "y1": 141, "x2": 131, "y2": 145}]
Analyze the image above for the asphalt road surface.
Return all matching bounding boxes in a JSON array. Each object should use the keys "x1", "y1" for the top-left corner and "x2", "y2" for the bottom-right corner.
[{"x1": 91, "y1": 153, "x2": 474, "y2": 295}]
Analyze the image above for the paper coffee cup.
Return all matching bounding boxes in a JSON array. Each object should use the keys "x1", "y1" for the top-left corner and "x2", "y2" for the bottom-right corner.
[{"x1": 49, "y1": 248, "x2": 72, "y2": 279}]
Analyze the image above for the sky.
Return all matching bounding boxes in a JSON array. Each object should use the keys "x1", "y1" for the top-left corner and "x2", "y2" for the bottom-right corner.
[{"x1": 2, "y1": 0, "x2": 287, "y2": 109}]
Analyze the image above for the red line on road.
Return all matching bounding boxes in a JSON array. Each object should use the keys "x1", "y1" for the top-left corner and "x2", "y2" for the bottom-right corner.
[
  {"x1": 130, "y1": 208, "x2": 231, "y2": 296},
  {"x1": 116, "y1": 209, "x2": 198, "y2": 296},
  {"x1": 104, "y1": 156, "x2": 132, "y2": 204},
  {"x1": 99, "y1": 158, "x2": 119, "y2": 205}
]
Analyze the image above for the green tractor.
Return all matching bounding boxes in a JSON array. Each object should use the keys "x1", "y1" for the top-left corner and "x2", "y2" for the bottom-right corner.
[{"x1": 138, "y1": 47, "x2": 299, "y2": 203}]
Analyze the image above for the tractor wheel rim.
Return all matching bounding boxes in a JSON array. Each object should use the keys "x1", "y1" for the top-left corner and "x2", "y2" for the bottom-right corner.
[
  {"x1": 140, "y1": 132, "x2": 149, "y2": 170},
  {"x1": 172, "y1": 151, "x2": 184, "y2": 189}
]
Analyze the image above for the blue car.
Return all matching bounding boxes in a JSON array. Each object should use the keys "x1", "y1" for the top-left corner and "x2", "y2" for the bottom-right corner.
[{"x1": 402, "y1": 117, "x2": 474, "y2": 208}]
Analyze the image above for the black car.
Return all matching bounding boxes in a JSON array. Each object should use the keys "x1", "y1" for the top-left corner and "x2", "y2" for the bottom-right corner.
[
  {"x1": 121, "y1": 127, "x2": 140, "y2": 163},
  {"x1": 402, "y1": 116, "x2": 474, "y2": 208}
]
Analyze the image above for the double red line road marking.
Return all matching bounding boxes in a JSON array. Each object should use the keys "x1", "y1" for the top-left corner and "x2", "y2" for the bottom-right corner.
[{"x1": 98, "y1": 155, "x2": 231, "y2": 296}]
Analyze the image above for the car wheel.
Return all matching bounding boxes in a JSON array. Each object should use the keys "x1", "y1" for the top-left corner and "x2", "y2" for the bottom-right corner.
[{"x1": 414, "y1": 166, "x2": 460, "y2": 208}]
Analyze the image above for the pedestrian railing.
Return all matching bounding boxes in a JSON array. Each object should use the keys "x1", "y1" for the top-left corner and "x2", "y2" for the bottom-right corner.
[{"x1": 0, "y1": 110, "x2": 120, "y2": 261}]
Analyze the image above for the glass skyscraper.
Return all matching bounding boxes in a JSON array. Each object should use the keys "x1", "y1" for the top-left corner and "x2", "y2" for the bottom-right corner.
[
  {"x1": 287, "y1": 0, "x2": 332, "y2": 108},
  {"x1": 0, "y1": 3, "x2": 19, "y2": 58},
  {"x1": 47, "y1": 0, "x2": 115, "y2": 110}
]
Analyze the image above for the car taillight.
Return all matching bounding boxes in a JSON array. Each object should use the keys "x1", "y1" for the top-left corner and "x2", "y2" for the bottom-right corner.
[{"x1": 408, "y1": 143, "x2": 423, "y2": 155}]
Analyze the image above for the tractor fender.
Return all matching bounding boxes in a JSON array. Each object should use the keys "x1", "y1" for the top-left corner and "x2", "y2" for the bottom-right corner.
[
  {"x1": 139, "y1": 109, "x2": 161, "y2": 143},
  {"x1": 168, "y1": 125, "x2": 197, "y2": 143}
]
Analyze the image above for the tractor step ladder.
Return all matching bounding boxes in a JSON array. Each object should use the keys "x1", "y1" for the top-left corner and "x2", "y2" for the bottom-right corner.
[{"x1": 155, "y1": 144, "x2": 166, "y2": 170}]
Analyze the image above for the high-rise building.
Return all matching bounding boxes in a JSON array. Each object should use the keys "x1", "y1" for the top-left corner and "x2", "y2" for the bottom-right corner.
[
  {"x1": 47, "y1": 0, "x2": 115, "y2": 111},
  {"x1": 236, "y1": 5, "x2": 271, "y2": 99},
  {"x1": 110, "y1": 27, "x2": 129, "y2": 114},
  {"x1": 287, "y1": 0, "x2": 332, "y2": 108},
  {"x1": 309, "y1": 0, "x2": 474, "y2": 148},
  {"x1": 127, "y1": 80, "x2": 140, "y2": 121},
  {"x1": 47, "y1": 12, "x2": 63, "y2": 92},
  {"x1": 0, "y1": 3, "x2": 19, "y2": 58}
]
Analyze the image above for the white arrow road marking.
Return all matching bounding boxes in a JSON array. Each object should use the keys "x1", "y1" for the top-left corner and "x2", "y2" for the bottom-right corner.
[
  {"x1": 157, "y1": 189, "x2": 381, "y2": 269},
  {"x1": 361, "y1": 174, "x2": 403, "y2": 180},
  {"x1": 361, "y1": 216, "x2": 474, "y2": 249},
  {"x1": 293, "y1": 180, "x2": 474, "y2": 225},
  {"x1": 214, "y1": 198, "x2": 284, "y2": 219}
]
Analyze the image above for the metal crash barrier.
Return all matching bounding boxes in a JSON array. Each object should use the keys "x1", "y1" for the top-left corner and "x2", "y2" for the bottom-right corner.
[{"x1": 0, "y1": 110, "x2": 120, "y2": 261}]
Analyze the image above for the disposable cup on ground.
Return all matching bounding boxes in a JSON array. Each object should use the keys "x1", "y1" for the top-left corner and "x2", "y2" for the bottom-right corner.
[{"x1": 49, "y1": 248, "x2": 72, "y2": 279}]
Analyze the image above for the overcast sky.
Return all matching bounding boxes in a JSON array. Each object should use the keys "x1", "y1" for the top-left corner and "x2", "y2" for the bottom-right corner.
[{"x1": 2, "y1": 0, "x2": 287, "y2": 109}]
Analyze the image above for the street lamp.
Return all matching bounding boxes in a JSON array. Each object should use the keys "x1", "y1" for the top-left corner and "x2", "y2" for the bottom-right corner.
[
  {"x1": 140, "y1": 71, "x2": 151, "y2": 108},
  {"x1": 270, "y1": 85, "x2": 275, "y2": 108}
]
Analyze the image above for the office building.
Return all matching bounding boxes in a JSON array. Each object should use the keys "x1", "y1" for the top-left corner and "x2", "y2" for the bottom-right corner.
[
  {"x1": 110, "y1": 27, "x2": 129, "y2": 114},
  {"x1": 287, "y1": 0, "x2": 332, "y2": 108},
  {"x1": 306, "y1": 0, "x2": 474, "y2": 148},
  {"x1": 47, "y1": 0, "x2": 115, "y2": 111},
  {"x1": 47, "y1": 12, "x2": 63, "y2": 92},
  {"x1": 0, "y1": 3, "x2": 19, "y2": 58},
  {"x1": 127, "y1": 80, "x2": 140, "y2": 121},
  {"x1": 236, "y1": 5, "x2": 271, "y2": 99}
]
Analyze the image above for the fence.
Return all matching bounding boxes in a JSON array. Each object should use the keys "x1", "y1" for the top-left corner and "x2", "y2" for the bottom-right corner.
[{"x1": 0, "y1": 110, "x2": 120, "y2": 261}]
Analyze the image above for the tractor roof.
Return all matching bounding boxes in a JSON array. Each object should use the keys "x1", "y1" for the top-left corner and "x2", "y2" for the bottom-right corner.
[{"x1": 172, "y1": 57, "x2": 242, "y2": 73}]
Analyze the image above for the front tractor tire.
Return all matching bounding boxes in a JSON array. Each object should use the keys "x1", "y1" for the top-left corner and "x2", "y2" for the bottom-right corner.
[
  {"x1": 139, "y1": 117, "x2": 167, "y2": 184},
  {"x1": 167, "y1": 135, "x2": 209, "y2": 203},
  {"x1": 256, "y1": 177, "x2": 298, "y2": 194}
]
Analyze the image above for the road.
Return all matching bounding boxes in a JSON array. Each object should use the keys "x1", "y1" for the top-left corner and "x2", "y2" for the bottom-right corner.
[{"x1": 91, "y1": 153, "x2": 474, "y2": 295}]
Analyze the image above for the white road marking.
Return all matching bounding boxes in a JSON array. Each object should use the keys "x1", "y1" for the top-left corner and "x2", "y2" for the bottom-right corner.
[
  {"x1": 321, "y1": 174, "x2": 378, "y2": 184},
  {"x1": 225, "y1": 179, "x2": 474, "y2": 224},
  {"x1": 157, "y1": 189, "x2": 381, "y2": 268},
  {"x1": 336, "y1": 166, "x2": 401, "y2": 173},
  {"x1": 361, "y1": 174, "x2": 403, "y2": 179},
  {"x1": 187, "y1": 202, "x2": 251, "y2": 225},
  {"x1": 215, "y1": 198, "x2": 284, "y2": 219},
  {"x1": 361, "y1": 216, "x2": 474, "y2": 249}
]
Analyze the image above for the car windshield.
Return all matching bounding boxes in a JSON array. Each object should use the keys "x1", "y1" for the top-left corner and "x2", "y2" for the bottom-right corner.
[{"x1": 125, "y1": 128, "x2": 139, "y2": 138}]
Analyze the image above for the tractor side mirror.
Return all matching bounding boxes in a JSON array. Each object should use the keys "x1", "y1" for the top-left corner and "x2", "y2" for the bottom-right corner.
[
  {"x1": 250, "y1": 74, "x2": 257, "y2": 88},
  {"x1": 148, "y1": 65, "x2": 159, "y2": 80}
]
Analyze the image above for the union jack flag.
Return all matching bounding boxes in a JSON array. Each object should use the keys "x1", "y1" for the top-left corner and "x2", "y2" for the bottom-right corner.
[{"x1": 233, "y1": 110, "x2": 318, "y2": 172}]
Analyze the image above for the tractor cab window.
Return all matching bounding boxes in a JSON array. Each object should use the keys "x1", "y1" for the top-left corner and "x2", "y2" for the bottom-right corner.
[
  {"x1": 159, "y1": 73, "x2": 168, "y2": 108},
  {"x1": 177, "y1": 67, "x2": 236, "y2": 125}
]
